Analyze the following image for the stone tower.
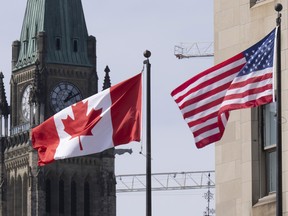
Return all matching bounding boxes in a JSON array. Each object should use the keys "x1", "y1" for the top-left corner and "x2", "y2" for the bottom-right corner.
[{"x1": 0, "y1": 0, "x2": 116, "y2": 215}]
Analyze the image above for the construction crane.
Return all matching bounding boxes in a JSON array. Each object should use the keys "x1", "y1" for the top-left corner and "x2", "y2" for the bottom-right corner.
[
  {"x1": 174, "y1": 42, "x2": 214, "y2": 59},
  {"x1": 115, "y1": 170, "x2": 214, "y2": 193}
]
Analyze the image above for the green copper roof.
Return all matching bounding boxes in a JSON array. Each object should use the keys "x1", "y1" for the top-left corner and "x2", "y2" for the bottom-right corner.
[{"x1": 14, "y1": 0, "x2": 93, "y2": 70}]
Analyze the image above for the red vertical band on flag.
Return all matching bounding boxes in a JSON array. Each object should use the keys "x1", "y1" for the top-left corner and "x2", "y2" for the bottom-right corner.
[
  {"x1": 110, "y1": 73, "x2": 142, "y2": 145},
  {"x1": 32, "y1": 117, "x2": 60, "y2": 165}
]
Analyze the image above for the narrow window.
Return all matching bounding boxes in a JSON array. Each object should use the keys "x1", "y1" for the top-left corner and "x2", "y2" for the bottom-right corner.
[
  {"x1": 71, "y1": 181, "x2": 77, "y2": 215},
  {"x1": 252, "y1": 102, "x2": 277, "y2": 205},
  {"x1": 59, "y1": 179, "x2": 65, "y2": 214},
  {"x1": 46, "y1": 179, "x2": 51, "y2": 213},
  {"x1": 32, "y1": 39, "x2": 36, "y2": 52},
  {"x1": 56, "y1": 38, "x2": 61, "y2": 50},
  {"x1": 23, "y1": 174, "x2": 28, "y2": 216},
  {"x1": 35, "y1": 24, "x2": 38, "y2": 37},
  {"x1": 73, "y1": 39, "x2": 78, "y2": 52},
  {"x1": 26, "y1": 27, "x2": 29, "y2": 40},
  {"x1": 266, "y1": 151, "x2": 276, "y2": 192},
  {"x1": 33, "y1": 24, "x2": 38, "y2": 52},
  {"x1": 84, "y1": 181, "x2": 90, "y2": 216},
  {"x1": 24, "y1": 42, "x2": 28, "y2": 54},
  {"x1": 24, "y1": 27, "x2": 29, "y2": 54},
  {"x1": 16, "y1": 176, "x2": 23, "y2": 214},
  {"x1": 263, "y1": 102, "x2": 276, "y2": 193},
  {"x1": 9, "y1": 178, "x2": 15, "y2": 215}
]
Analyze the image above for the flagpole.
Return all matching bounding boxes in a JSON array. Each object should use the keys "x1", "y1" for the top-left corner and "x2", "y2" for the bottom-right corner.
[
  {"x1": 275, "y1": 3, "x2": 282, "y2": 216},
  {"x1": 144, "y1": 50, "x2": 152, "y2": 216}
]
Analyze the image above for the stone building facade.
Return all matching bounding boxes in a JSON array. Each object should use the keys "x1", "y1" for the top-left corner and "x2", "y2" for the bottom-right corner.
[
  {"x1": 214, "y1": 0, "x2": 287, "y2": 215},
  {"x1": 0, "y1": 0, "x2": 116, "y2": 215}
]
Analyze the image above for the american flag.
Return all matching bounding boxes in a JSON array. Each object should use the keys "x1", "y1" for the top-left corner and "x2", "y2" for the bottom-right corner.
[{"x1": 171, "y1": 28, "x2": 277, "y2": 148}]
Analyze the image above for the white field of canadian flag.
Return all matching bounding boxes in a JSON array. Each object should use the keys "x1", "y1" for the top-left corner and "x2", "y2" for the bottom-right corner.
[{"x1": 32, "y1": 73, "x2": 142, "y2": 166}]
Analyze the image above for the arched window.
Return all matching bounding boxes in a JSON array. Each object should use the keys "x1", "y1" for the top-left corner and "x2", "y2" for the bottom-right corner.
[
  {"x1": 8, "y1": 177, "x2": 15, "y2": 216},
  {"x1": 23, "y1": 174, "x2": 28, "y2": 216},
  {"x1": 59, "y1": 179, "x2": 65, "y2": 214},
  {"x1": 46, "y1": 179, "x2": 51, "y2": 213},
  {"x1": 71, "y1": 180, "x2": 77, "y2": 215},
  {"x1": 15, "y1": 176, "x2": 23, "y2": 214},
  {"x1": 84, "y1": 181, "x2": 90, "y2": 216}
]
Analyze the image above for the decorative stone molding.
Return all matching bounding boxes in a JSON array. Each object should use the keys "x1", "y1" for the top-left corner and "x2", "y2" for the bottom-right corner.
[
  {"x1": 60, "y1": 156, "x2": 102, "y2": 166},
  {"x1": 5, "y1": 131, "x2": 30, "y2": 149},
  {"x1": 13, "y1": 69, "x2": 34, "y2": 84},
  {"x1": 5, "y1": 155, "x2": 29, "y2": 171},
  {"x1": 47, "y1": 67, "x2": 93, "y2": 79}
]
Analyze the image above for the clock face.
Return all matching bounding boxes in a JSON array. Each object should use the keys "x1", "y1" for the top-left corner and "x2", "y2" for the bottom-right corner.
[
  {"x1": 21, "y1": 84, "x2": 32, "y2": 121},
  {"x1": 50, "y1": 82, "x2": 82, "y2": 113}
]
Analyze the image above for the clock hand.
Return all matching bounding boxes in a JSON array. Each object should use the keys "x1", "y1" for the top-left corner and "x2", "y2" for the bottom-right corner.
[
  {"x1": 64, "y1": 92, "x2": 73, "y2": 102},
  {"x1": 64, "y1": 92, "x2": 80, "y2": 103}
]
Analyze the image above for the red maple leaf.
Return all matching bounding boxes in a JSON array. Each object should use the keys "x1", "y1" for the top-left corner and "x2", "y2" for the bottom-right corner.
[{"x1": 62, "y1": 101, "x2": 102, "y2": 151}]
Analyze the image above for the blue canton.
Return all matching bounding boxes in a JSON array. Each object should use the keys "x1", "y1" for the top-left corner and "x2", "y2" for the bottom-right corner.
[{"x1": 237, "y1": 30, "x2": 276, "y2": 77}]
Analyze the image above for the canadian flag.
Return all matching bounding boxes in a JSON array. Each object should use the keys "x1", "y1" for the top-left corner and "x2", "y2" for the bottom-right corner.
[{"x1": 32, "y1": 73, "x2": 142, "y2": 166}]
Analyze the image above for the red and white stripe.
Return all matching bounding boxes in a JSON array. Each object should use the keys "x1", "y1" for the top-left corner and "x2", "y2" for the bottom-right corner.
[{"x1": 172, "y1": 53, "x2": 273, "y2": 148}]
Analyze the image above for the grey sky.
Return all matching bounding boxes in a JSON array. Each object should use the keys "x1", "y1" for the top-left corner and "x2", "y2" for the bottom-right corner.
[{"x1": 0, "y1": 1, "x2": 214, "y2": 215}]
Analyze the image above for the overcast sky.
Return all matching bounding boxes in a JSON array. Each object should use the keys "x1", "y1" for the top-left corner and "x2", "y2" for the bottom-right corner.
[{"x1": 0, "y1": 1, "x2": 214, "y2": 215}]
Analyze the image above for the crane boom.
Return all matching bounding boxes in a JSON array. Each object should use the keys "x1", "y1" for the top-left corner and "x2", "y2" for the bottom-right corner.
[
  {"x1": 174, "y1": 42, "x2": 214, "y2": 59},
  {"x1": 116, "y1": 170, "x2": 214, "y2": 193}
]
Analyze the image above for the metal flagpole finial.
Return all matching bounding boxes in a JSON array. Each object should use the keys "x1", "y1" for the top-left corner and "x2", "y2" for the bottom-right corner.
[
  {"x1": 143, "y1": 50, "x2": 151, "y2": 65},
  {"x1": 144, "y1": 50, "x2": 151, "y2": 59},
  {"x1": 275, "y1": 3, "x2": 282, "y2": 26},
  {"x1": 275, "y1": 3, "x2": 283, "y2": 12}
]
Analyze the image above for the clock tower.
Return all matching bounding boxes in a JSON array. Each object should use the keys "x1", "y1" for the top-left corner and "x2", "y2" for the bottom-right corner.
[{"x1": 1, "y1": 1, "x2": 116, "y2": 215}]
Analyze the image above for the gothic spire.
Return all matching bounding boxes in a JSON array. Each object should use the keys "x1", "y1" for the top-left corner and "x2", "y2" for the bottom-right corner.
[{"x1": 102, "y1": 66, "x2": 111, "y2": 90}]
